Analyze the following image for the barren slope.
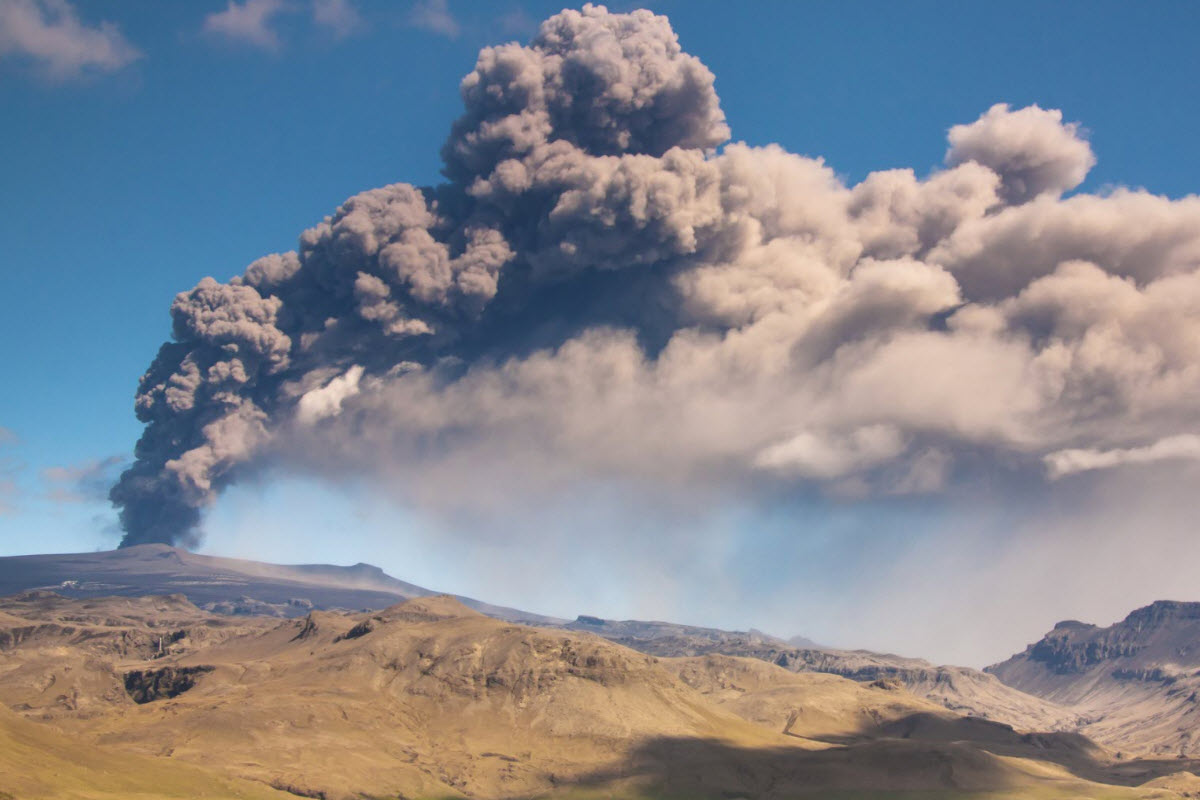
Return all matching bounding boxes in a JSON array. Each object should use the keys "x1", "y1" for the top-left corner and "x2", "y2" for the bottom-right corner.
[
  {"x1": 0, "y1": 703, "x2": 293, "y2": 800},
  {"x1": 990, "y1": 602, "x2": 1200, "y2": 757},
  {"x1": 0, "y1": 544, "x2": 560, "y2": 624},
  {"x1": 0, "y1": 592, "x2": 1192, "y2": 800},
  {"x1": 0, "y1": 546, "x2": 1085, "y2": 743},
  {"x1": 586, "y1": 613, "x2": 1082, "y2": 734}
]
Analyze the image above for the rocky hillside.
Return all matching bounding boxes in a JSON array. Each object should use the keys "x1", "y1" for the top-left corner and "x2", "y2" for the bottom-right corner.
[
  {"x1": 576, "y1": 611, "x2": 1080, "y2": 733},
  {"x1": 2, "y1": 591, "x2": 1194, "y2": 799},
  {"x1": 989, "y1": 601, "x2": 1200, "y2": 757},
  {"x1": 565, "y1": 614, "x2": 794, "y2": 654},
  {"x1": 776, "y1": 647, "x2": 1085, "y2": 733},
  {"x1": 0, "y1": 546, "x2": 1089, "y2": 741}
]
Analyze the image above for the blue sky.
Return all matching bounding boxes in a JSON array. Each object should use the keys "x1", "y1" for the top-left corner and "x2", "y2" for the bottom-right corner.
[{"x1": 2, "y1": 1, "x2": 1199, "y2": 665}]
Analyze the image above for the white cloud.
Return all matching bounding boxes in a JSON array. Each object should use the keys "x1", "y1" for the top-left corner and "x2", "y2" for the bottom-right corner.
[
  {"x1": 755, "y1": 426, "x2": 906, "y2": 480},
  {"x1": 203, "y1": 0, "x2": 288, "y2": 50},
  {"x1": 1045, "y1": 434, "x2": 1200, "y2": 478},
  {"x1": 408, "y1": 0, "x2": 458, "y2": 38},
  {"x1": 946, "y1": 103, "x2": 1095, "y2": 205},
  {"x1": 0, "y1": 0, "x2": 140, "y2": 80},
  {"x1": 296, "y1": 365, "x2": 365, "y2": 425}
]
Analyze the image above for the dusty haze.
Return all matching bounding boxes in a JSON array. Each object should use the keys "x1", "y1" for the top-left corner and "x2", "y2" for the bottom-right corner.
[{"x1": 105, "y1": 4, "x2": 1200, "y2": 667}]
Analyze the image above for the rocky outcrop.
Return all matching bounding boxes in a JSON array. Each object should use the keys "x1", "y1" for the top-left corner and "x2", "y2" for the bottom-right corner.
[
  {"x1": 123, "y1": 665, "x2": 213, "y2": 704},
  {"x1": 988, "y1": 600, "x2": 1200, "y2": 756},
  {"x1": 990, "y1": 600, "x2": 1200, "y2": 689},
  {"x1": 1026, "y1": 629, "x2": 1144, "y2": 674},
  {"x1": 333, "y1": 619, "x2": 374, "y2": 642}
]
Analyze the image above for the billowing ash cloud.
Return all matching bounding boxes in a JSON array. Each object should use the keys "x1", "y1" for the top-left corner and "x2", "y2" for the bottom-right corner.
[
  {"x1": 112, "y1": 4, "x2": 1200, "y2": 548},
  {"x1": 945, "y1": 103, "x2": 1095, "y2": 205}
]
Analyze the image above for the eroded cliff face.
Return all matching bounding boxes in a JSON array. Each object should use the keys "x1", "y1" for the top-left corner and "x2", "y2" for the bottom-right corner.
[
  {"x1": 1020, "y1": 603, "x2": 1200, "y2": 677},
  {"x1": 988, "y1": 601, "x2": 1200, "y2": 757},
  {"x1": 1025, "y1": 621, "x2": 1144, "y2": 675},
  {"x1": 123, "y1": 665, "x2": 214, "y2": 704},
  {"x1": 993, "y1": 602, "x2": 1200, "y2": 684}
]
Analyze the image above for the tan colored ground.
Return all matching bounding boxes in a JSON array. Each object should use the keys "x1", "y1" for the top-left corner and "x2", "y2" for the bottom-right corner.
[
  {"x1": 0, "y1": 704, "x2": 293, "y2": 799},
  {"x1": 0, "y1": 592, "x2": 1193, "y2": 800}
]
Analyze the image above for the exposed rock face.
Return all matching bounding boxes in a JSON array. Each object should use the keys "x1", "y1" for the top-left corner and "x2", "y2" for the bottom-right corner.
[
  {"x1": 292, "y1": 613, "x2": 319, "y2": 641},
  {"x1": 1022, "y1": 617, "x2": 1154, "y2": 674},
  {"x1": 124, "y1": 665, "x2": 214, "y2": 704},
  {"x1": 990, "y1": 601, "x2": 1200, "y2": 692},
  {"x1": 333, "y1": 619, "x2": 374, "y2": 642},
  {"x1": 989, "y1": 600, "x2": 1200, "y2": 757}
]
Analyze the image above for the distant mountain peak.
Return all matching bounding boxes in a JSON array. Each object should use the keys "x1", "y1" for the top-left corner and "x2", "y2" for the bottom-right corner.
[
  {"x1": 1122, "y1": 599, "x2": 1200, "y2": 628},
  {"x1": 989, "y1": 597, "x2": 1200, "y2": 757},
  {"x1": 1049, "y1": 619, "x2": 1096, "y2": 631},
  {"x1": 344, "y1": 562, "x2": 388, "y2": 577}
]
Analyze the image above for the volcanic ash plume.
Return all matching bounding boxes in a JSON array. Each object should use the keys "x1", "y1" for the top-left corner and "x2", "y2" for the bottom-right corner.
[{"x1": 112, "y1": 4, "x2": 1200, "y2": 548}]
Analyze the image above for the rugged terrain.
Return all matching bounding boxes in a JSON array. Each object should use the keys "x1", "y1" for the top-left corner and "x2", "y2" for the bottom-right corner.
[
  {"x1": 2, "y1": 590, "x2": 1200, "y2": 799},
  {"x1": 9, "y1": 547, "x2": 1200, "y2": 797},
  {"x1": 2, "y1": 545, "x2": 1070, "y2": 730},
  {"x1": 0, "y1": 547, "x2": 1106, "y2": 738},
  {"x1": 579, "y1": 612, "x2": 1082, "y2": 733},
  {"x1": 990, "y1": 601, "x2": 1200, "y2": 758}
]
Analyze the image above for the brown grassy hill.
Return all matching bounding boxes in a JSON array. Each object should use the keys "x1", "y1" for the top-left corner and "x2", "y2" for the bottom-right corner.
[
  {"x1": 0, "y1": 592, "x2": 1191, "y2": 800},
  {"x1": 0, "y1": 545, "x2": 1085, "y2": 741},
  {"x1": 582, "y1": 613, "x2": 1082, "y2": 733},
  {"x1": 0, "y1": 703, "x2": 293, "y2": 800},
  {"x1": 662, "y1": 654, "x2": 1130, "y2": 792},
  {"x1": 1144, "y1": 771, "x2": 1200, "y2": 797},
  {"x1": 0, "y1": 594, "x2": 794, "y2": 798},
  {"x1": 666, "y1": 652, "x2": 947, "y2": 740},
  {"x1": 773, "y1": 647, "x2": 1084, "y2": 732},
  {"x1": 0, "y1": 591, "x2": 273, "y2": 722}
]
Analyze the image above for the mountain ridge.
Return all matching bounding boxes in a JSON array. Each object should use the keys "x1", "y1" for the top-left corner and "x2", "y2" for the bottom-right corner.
[
  {"x1": 989, "y1": 600, "x2": 1200, "y2": 757},
  {"x1": 0, "y1": 545, "x2": 1086, "y2": 738},
  {"x1": 0, "y1": 543, "x2": 566, "y2": 626},
  {"x1": 2, "y1": 589, "x2": 1195, "y2": 799}
]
